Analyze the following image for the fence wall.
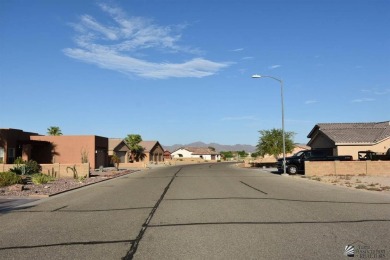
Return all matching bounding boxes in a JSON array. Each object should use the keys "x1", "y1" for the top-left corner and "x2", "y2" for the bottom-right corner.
[
  {"x1": 1, "y1": 163, "x2": 90, "y2": 179},
  {"x1": 305, "y1": 161, "x2": 390, "y2": 176}
]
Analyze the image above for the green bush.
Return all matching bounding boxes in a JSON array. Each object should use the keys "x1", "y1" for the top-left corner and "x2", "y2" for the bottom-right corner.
[
  {"x1": 31, "y1": 174, "x2": 55, "y2": 185},
  {"x1": 0, "y1": 172, "x2": 23, "y2": 187},
  {"x1": 10, "y1": 159, "x2": 41, "y2": 175}
]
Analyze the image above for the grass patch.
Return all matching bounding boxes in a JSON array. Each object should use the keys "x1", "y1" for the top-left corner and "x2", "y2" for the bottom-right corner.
[
  {"x1": 31, "y1": 174, "x2": 55, "y2": 185},
  {"x1": 0, "y1": 172, "x2": 23, "y2": 187}
]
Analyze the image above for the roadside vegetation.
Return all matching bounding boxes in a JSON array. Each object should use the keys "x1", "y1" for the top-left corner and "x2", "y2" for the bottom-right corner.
[
  {"x1": 0, "y1": 171, "x2": 23, "y2": 187},
  {"x1": 31, "y1": 173, "x2": 55, "y2": 185},
  {"x1": 124, "y1": 134, "x2": 146, "y2": 162},
  {"x1": 302, "y1": 174, "x2": 390, "y2": 192},
  {"x1": 1, "y1": 157, "x2": 59, "y2": 188},
  {"x1": 256, "y1": 128, "x2": 295, "y2": 159}
]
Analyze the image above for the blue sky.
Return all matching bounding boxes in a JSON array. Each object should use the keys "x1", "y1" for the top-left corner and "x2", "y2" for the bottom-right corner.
[{"x1": 1, "y1": 0, "x2": 389, "y2": 146}]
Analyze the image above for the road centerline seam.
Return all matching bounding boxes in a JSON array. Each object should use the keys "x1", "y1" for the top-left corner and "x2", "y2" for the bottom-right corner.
[{"x1": 123, "y1": 167, "x2": 182, "y2": 260}]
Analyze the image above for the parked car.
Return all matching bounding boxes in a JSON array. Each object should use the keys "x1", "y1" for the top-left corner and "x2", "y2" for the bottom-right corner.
[
  {"x1": 277, "y1": 150, "x2": 353, "y2": 174},
  {"x1": 358, "y1": 148, "x2": 390, "y2": 161}
]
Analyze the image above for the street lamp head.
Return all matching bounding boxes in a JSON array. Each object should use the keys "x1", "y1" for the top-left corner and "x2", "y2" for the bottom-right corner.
[{"x1": 251, "y1": 74, "x2": 262, "y2": 78}]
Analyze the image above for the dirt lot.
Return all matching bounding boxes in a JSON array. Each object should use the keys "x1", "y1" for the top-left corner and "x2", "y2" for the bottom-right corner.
[{"x1": 293, "y1": 174, "x2": 390, "y2": 193}]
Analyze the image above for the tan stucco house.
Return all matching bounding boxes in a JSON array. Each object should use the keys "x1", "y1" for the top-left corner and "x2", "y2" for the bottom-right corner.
[
  {"x1": 109, "y1": 138, "x2": 131, "y2": 163},
  {"x1": 140, "y1": 141, "x2": 164, "y2": 163},
  {"x1": 108, "y1": 139, "x2": 164, "y2": 164},
  {"x1": 307, "y1": 121, "x2": 390, "y2": 160}
]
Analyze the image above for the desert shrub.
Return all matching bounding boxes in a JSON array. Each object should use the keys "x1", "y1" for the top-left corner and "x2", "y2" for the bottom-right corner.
[
  {"x1": 31, "y1": 174, "x2": 55, "y2": 185},
  {"x1": 355, "y1": 184, "x2": 367, "y2": 189},
  {"x1": 0, "y1": 172, "x2": 23, "y2": 187},
  {"x1": 25, "y1": 160, "x2": 41, "y2": 174},
  {"x1": 10, "y1": 159, "x2": 41, "y2": 175}
]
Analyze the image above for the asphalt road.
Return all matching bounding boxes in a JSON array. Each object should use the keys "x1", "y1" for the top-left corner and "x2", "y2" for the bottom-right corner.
[{"x1": 0, "y1": 163, "x2": 389, "y2": 259}]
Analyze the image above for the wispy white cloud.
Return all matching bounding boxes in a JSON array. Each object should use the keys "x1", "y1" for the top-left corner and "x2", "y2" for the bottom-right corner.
[
  {"x1": 230, "y1": 48, "x2": 244, "y2": 52},
  {"x1": 269, "y1": 64, "x2": 281, "y2": 69},
  {"x1": 241, "y1": 56, "x2": 253, "y2": 60},
  {"x1": 351, "y1": 98, "x2": 375, "y2": 103},
  {"x1": 221, "y1": 115, "x2": 257, "y2": 121},
  {"x1": 64, "y1": 3, "x2": 231, "y2": 79},
  {"x1": 361, "y1": 88, "x2": 390, "y2": 95},
  {"x1": 304, "y1": 100, "x2": 318, "y2": 104}
]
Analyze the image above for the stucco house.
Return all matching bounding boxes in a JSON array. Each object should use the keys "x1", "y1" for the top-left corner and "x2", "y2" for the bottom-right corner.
[
  {"x1": 0, "y1": 129, "x2": 109, "y2": 169},
  {"x1": 30, "y1": 135, "x2": 109, "y2": 169},
  {"x1": 140, "y1": 141, "x2": 165, "y2": 163},
  {"x1": 108, "y1": 138, "x2": 131, "y2": 163},
  {"x1": 108, "y1": 139, "x2": 164, "y2": 164},
  {"x1": 171, "y1": 147, "x2": 221, "y2": 160},
  {"x1": 0, "y1": 128, "x2": 42, "y2": 164},
  {"x1": 307, "y1": 121, "x2": 390, "y2": 160}
]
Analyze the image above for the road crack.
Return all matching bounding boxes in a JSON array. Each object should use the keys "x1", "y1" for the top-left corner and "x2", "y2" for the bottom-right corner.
[
  {"x1": 240, "y1": 181, "x2": 268, "y2": 195},
  {"x1": 123, "y1": 167, "x2": 182, "y2": 260}
]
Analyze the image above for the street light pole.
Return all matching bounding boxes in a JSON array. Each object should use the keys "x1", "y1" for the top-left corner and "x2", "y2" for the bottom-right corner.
[{"x1": 252, "y1": 74, "x2": 288, "y2": 176}]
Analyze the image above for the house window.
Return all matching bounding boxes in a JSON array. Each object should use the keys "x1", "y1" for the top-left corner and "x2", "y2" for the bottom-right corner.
[
  {"x1": 8, "y1": 148, "x2": 15, "y2": 163},
  {"x1": 0, "y1": 147, "x2": 4, "y2": 163}
]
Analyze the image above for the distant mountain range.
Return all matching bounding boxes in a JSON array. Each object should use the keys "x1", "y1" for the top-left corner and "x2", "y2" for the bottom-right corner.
[{"x1": 162, "y1": 141, "x2": 257, "y2": 153}]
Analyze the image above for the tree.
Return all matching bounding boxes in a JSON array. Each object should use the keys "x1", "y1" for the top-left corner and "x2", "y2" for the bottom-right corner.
[
  {"x1": 220, "y1": 151, "x2": 233, "y2": 161},
  {"x1": 47, "y1": 126, "x2": 62, "y2": 136},
  {"x1": 251, "y1": 152, "x2": 260, "y2": 158},
  {"x1": 124, "y1": 134, "x2": 143, "y2": 162},
  {"x1": 256, "y1": 128, "x2": 295, "y2": 159},
  {"x1": 208, "y1": 146, "x2": 216, "y2": 152},
  {"x1": 237, "y1": 150, "x2": 248, "y2": 158}
]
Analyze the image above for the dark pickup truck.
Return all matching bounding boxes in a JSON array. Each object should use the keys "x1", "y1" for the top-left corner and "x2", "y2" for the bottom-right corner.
[
  {"x1": 277, "y1": 150, "x2": 353, "y2": 174},
  {"x1": 358, "y1": 149, "x2": 390, "y2": 161}
]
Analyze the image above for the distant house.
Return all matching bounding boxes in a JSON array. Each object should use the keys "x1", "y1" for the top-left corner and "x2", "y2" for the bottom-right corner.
[
  {"x1": 307, "y1": 121, "x2": 390, "y2": 159},
  {"x1": 171, "y1": 147, "x2": 221, "y2": 160},
  {"x1": 108, "y1": 138, "x2": 131, "y2": 163},
  {"x1": 164, "y1": 150, "x2": 172, "y2": 160},
  {"x1": 140, "y1": 141, "x2": 165, "y2": 163}
]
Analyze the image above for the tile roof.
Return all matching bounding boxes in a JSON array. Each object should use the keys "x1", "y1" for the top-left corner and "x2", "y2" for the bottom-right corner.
[
  {"x1": 108, "y1": 138, "x2": 125, "y2": 150},
  {"x1": 182, "y1": 147, "x2": 220, "y2": 155},
  {"x1": 308, "y1": 121, "x2": 390, "y2": 144},
  {"x1": 140, "y1": 141, "x2": 160, "y2": 152}
]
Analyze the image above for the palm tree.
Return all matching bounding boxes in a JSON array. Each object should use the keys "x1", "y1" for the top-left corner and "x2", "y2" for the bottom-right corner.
[
  {"x1": 47, "y1": 126, "x2": 63, "y2": 136},
  {"x1": 124, "y1": 134, "x2": 142, "y2": 162}
]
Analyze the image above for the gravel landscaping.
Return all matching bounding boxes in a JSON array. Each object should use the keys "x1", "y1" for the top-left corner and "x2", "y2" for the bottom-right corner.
[
  {"x1": 0, "y1": 169, "x2": 137, "y2": 197},
  {"x1": 294, "y1": 174, "x2": 390, "y2": 193}
]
